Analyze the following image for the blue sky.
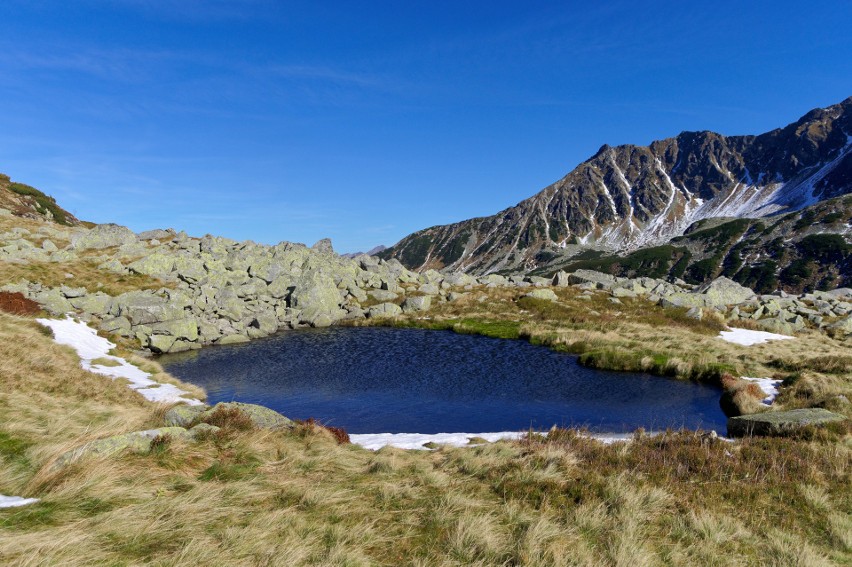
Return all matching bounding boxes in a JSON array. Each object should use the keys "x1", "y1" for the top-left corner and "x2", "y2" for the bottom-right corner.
[{"x1": 1, "y1": 1, "x2": 850, "y2": 253}]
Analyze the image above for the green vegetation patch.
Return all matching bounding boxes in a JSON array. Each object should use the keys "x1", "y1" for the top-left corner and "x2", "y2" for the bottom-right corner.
[{"x1": 8, "y1": 182, "x2": 70, "y2": 225}]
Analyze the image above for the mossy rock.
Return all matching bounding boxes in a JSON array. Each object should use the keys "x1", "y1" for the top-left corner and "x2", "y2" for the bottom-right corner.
[
  {"x1": 164, "y1": 404, "x2": 208, "y2": 427},
  {"x1": 53, "y1": 427, "x2": 191, "y2": 468},
  {"x1": 727, "y1": 408, "x2": 845, "y2": 437},
  {"x1": 199, "y1": 402, "x2": 293, "y2": 430}
]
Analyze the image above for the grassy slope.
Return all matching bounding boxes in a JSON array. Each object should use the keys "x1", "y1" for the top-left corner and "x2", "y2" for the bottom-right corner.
[{"x1": 0, "y1": 310, "x2": 850, "y2": 565}]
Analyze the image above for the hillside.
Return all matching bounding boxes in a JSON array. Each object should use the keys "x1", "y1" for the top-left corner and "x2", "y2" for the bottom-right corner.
[
  {"x1": 532, "y1": 195, "x2": 852, "y2": 294},
  {"x1": 0, "y1": 174, "x2": 80, "y2": 227},
  {"x1": 380, "y1": 97, "x2": 852, "y2": 275}
]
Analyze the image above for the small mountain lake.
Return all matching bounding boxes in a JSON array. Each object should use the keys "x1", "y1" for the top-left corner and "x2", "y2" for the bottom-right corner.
[{"x1": 159, "y1": 326, "x2": 727, "y2": 435}]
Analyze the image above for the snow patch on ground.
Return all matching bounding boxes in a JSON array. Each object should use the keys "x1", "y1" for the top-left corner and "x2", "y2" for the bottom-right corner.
[
  {"x1": 742, "y1": 377, "x2": 783, "y2": 405},
  {"x1": 37, "y1": 317, "x2": 202, "y2": 406},
  {"x1": 0, "y1": 495, "x2": 39, "y2": 508},
  {"x1": 718, "y1": 328, "x2": 794, "y2": 346},
  {"x1": 350, "y1": 431, "x2": 633, "y2": 451}
]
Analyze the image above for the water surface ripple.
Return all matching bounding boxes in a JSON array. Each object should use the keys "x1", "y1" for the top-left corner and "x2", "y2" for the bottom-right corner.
[{"x1": 160, "y1": 327, "x2": 727, "y2": 434}]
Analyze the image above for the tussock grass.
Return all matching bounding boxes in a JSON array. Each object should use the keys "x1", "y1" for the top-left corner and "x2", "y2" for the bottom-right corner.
[{"x1": 0, "y1": 259, "x2": 168, "y2": 297}]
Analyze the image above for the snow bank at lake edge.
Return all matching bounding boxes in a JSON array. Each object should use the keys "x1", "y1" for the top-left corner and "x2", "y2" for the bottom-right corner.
[
  {"x1": 37, "y1": 317, "x2": 202, "y2": 406},
  {"x1": 349, "y1": 431, "x2": 634, "y2": 451}
]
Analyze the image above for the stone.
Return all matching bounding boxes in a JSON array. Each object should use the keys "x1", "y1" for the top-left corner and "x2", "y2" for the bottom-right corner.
[
  {"x1": 524, "y1": 288, "x2": 558, "y2": 301},
  {"x1": 368, "y1": 289, "x2": 398, "y2": 302},
  {"x1": 368, "y1": 302, "x2": 403, "y2": 318},
  {"x1": 660, "y1": 293, "x2": 706, "y2": 309},
  {"x1": 60, "y1": 285, "x2": 87, "y2": 298},
  {"x1": 217, "y1": 334, "x2": 250, "y2": 345},
  {"x1": 137, "y1": 228, "x2": 177, "y2": 241},
  {"x1": 98, "y1": 316, "x2": 132, "y2": 335},
  {"x1": 127, "y1": 253, "x2": 176, "y2": 278},
  {"x1": 41, "y1": 239, "x2": 58, "y2": 252},
  {"x1": 727, "y1": 409, "x2": 845, "y2": 438},
  {"x1": 69, "y1": 293, "x2": 113, "y2": 316},
  {"x1": 199, "y1": 402, "x2": 293, "y2": 430},
  {"x1": 164, "y1": 404, "x2": 207, "y2": 427},
  {"x1": 117, "y1": 292, "x2": 185, "y2": 325},
  {"x1": 611, "y1": 287, "x2": 637, "y2": 298},
  {"x1": 402, "y1": 295, "x2": 432, "y2": 312},
  {"x1": 827, "y1": 315, "x2": 852, "y2": 336},
  {"x1": 685, "y1": 307, "x2": 703, "y2": 320},
  {"x1": 311, "y1": 238, "x2": 334, "y2": 254},
  {"x1": 97, "y1": 259, "x2": 127, "y2": 274},
  {"x1": 565, "y1": 270, "x2": 617, "y2": 288},
  {"x1": 418, "y1": 283, "x2": 440, "y2": 295},
  {"x1": 151, "y1": 318, "x2": 199, "y2": 341},
  {"x1": 694, "y1": 277, "x2": 756, "y2": 307},
  {"x1": 757, "y1": 317, "x2": 797, "y2": 336},
  {"x1": 71, "y1": 224, "x2": 137, "y2": 250},
  {"x1": 53, "y1": 427, "x2": 193, "y2": 468},
  {"x1": 148, "y1": 334, "x2": 177, "y2": 353},
  {"x1": 188, "y1": 423, "x2": 220, "y2": 439}
]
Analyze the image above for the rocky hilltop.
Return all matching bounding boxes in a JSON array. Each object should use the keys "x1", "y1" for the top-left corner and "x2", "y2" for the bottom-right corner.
[{"x1": 380, "y1": 96, "x2": 852, "y2": 274}]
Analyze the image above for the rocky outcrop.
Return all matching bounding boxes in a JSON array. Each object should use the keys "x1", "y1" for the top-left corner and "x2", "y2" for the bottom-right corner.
[
  {"x1": 727, "y1": 408, "x2": 846, "y2": 437},
  {"x1": 4, "y1": 211, "x2": 850, "y2": 354}
]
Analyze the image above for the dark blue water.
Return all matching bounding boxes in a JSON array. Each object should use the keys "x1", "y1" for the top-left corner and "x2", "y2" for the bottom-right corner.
[{"x1": 159, "y1": 327, "x2": 727, "y2": 434}]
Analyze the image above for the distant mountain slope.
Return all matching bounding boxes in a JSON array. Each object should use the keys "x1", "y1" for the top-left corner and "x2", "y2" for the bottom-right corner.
[
  {"x1": 0, "y1": 174, "x2": 80, "y2": 226},
  {"x1": 532, "y1": 195, "x2": 851, "y2": 294},
  {"x1": 380, "y1": 96, "x2": 852, "y2": 274}
]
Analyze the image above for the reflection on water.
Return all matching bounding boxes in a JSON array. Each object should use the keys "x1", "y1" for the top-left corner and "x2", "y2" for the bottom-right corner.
[{"x1": 160, "y1": 327, "x2": 727, "y2": 434}]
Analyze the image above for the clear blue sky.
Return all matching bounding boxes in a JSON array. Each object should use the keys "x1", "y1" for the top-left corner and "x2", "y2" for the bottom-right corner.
[{"x1": 1, "y1": 1, "x2": 850, "y2": 253}]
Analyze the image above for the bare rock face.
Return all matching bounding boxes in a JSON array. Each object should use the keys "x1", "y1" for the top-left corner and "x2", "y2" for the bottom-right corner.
[
  {"x1": 71, "y1": 223, "x2": 137, "y2": 250},
  {"x1": 381, "y1": 97, "x2": 852, "y2": 275}
]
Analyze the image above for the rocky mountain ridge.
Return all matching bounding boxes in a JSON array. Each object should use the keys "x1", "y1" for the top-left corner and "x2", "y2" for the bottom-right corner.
[{"x1": 380, "y1": 96, "x2": 852, "y2": 274}]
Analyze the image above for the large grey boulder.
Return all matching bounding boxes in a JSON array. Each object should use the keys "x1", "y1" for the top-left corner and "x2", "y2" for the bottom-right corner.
[
  {"x1": 564, "y1": 270, "x2": 617, "y2": 289},
  {"x1": 524, "y1": 288, "x2": 558, "y2": 301},
  {"x1": 290, "y1": 272, "x2": 344, "y2": 325},
  {"x1": 727, "y1": 408, "x2": 845, "y2": 437},
  {"x1": 164, "y1": 404, "x2": 208, "y2": 427},
  {"x1": 402, "y1": 295, "x2": 432, "y2": 312},
  {"x1": 71, "y1": 224, "x2": 137, "y2": 250},
  {"x1": 694, "y1": 277, "x2": 756, "y2": 307},
  {"x1": 368, "y1": 302, "x2": 403, "y2": 318},
  {"x1": 198, "y1": 402, "x2": 293, "y2": 430},
  {"x1": 369, "y1": 289, "x2": 398, "y2": 302},
  {"x1": 116, "y1": 292, "x2": 185, "y2": 325},
  {"x1": 127, "y1": 253, "x2": 176, "y2": 278}
]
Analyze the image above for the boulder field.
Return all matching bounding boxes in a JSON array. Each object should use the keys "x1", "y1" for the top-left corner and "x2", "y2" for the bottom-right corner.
[{"x1": 2, "y1": 223, "x2": 851, "y2": 354}]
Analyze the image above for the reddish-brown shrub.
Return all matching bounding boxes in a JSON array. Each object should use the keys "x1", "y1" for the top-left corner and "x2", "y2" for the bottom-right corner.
[{"x1": 0, "y1": 292, "x2": 40, "y2": 315}]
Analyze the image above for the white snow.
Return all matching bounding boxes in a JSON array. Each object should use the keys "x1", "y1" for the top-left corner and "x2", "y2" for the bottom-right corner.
[
  {"x1": 349, "y1": 431, "x2": 633, "y2": 451},
  {"x1": 0, "y1": 495, "x2": 39, "y2": 508},
  {"x1": 742, "y1": 377, "x2": 783, "y2": 405},
  {"x1": 37, "y1": 317, "x2": 203, "y2": 406},
  {"x1": 718, "y1": 328, "x2": 794, "y2": 346}
]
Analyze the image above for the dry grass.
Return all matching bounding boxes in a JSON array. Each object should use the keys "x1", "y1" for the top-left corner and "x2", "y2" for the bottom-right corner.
[{"x1": 0, "y1": 259, "x2": 168, "y2": 297}]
